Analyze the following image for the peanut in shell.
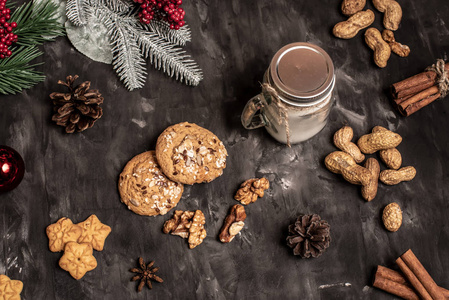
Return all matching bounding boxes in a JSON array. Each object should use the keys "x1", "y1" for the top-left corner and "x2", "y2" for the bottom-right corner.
[
  {"x1": 380, "y1": 166, "x2": 416, "y2": 185},
  {"x1": 341, "y1": 0, "x2": 366, "y2": 16},
  {"x1": 357, "y1": 128, "x2": 402, "y2": 154},
  {"x1": 333, "y1": 126, "x2": 365, "y2": 163},
  {"x1": 379, "y1": 148, "x2": 402, "y2": 170},
  {"x1": 382, "y1": 202, "x2": 402, "y2": 232},
  {"x1": 333, "y1": 9, "x2": 375, "y2": 39},
  {"x1": 325, "y1": 151, "x2": 371, "y2": 186},
  {"x1": 361, "y1": 158, "x2": 380, "y2": 201},
  {"x1": 324, "y1": 151, "x2": 356, "y2": 174}
]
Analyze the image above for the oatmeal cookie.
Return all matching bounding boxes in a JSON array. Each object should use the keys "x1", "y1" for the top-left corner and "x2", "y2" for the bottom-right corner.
[
  {"x1": 119, "y1": 151, "x2": 184, "y2": 216},
  {"x1": 156, "y1": 122, "x2": 227, "y2": 185}
]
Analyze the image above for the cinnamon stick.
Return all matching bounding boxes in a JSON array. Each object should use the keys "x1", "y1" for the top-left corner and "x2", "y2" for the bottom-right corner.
[
  {"x1": 394, "y1": 85, "x2": 440, "y2": 116},
  {"x1": 400, "y1": 249, "x2": 445, "y2": 300},
  {"x1": 373, "y1": 273, "x2": 420, "y2": 300},
  {"x1": 376, "y1": 266, "x2": 449, "y2": 298},
  {"x1": 392, "y1": 63, "x2": 449, "y2": 99},
  {"x1": 397, "y1": 257, "x2": 433, "y2": 300},
  {"x1": 376, "y1": 265, "x2": 408, "y2": 285}
]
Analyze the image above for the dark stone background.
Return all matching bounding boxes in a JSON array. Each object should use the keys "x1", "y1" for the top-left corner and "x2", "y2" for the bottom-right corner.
[{"x1": 1, "y1": 0, "x2": 449, "y2": 299}]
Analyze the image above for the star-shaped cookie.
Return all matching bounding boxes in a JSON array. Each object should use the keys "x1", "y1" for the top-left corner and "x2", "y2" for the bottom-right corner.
[
  {"x1": 76, "y1": 215, "x2": 111, "y2": 251},
  {"x1": 59, "y1": 242, "x2": 97, "y2": 280},
  {"x1": 46, "y1": 217, "x2": 83, "y2": 252},
  {"x1": 0, "y1": 274, "x2": 23, "y2": 300}
]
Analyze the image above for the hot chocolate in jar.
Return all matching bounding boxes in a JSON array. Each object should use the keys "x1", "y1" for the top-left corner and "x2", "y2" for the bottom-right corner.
[{"x1": 241, "y1": 43, "x2": 335, "y2": 146}]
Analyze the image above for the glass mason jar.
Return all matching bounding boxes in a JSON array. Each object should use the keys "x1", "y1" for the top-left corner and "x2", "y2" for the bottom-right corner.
[{"x1": 241, "y1": 42, "x2": 335, "y2": 145}]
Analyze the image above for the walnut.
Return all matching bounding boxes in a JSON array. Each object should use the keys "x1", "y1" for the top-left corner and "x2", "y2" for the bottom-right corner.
[
  {"x1": 188, "y1": 210, "x2": 207, "y2": 249},
  {"x1": 219, "y1": 204, "x2": 246, "y2": 243},
  {"x1": 234, "y1": 178, "x2": 269, "y2": 205},
  {"x1": 163, "y1": 210, "x2": 195, "y2": 239}
]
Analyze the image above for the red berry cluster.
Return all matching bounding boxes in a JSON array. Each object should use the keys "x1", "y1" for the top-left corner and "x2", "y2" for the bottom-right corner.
[
  {"x1": 0, "y1": 0, "x2": 17, "y2": 59},
  {"x1": 134, "y1": 0, "x2": 186, "y2": 30}
]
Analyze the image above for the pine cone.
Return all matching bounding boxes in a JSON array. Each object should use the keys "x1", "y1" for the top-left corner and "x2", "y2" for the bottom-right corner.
[
  {"x1": 50, "y1": 75, "x2": 104, "y2": 133},
  {"x1": 286, "y1": 214, "x2": 331, "y2": 258}
]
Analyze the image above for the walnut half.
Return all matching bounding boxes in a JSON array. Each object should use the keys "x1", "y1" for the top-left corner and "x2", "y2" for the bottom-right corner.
[
  {"x1": 219, "y1": 205, "x2": 247, "y2": 243},
  {"x1": 163, "y1": 210, "x2": 195, "y2": 239},
  {"x1": 188, "y1": 210, "x2": 207, "y2": 249},
  {"x1": 163, "y1": 210, "x2": 206, "y2": 249},
  {"x1": 234, "y1": 178, "x2": 269, "y2": 205}
]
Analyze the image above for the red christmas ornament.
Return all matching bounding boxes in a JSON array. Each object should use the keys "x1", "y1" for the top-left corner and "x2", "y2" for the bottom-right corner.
[{"x1": 0, "y1": 145, "x2": 25, "y2": 193}]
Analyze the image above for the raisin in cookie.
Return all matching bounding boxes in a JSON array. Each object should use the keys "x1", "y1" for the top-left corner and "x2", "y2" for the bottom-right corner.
[
  {"x1": 156, "y1": 122, "x2": 227, "y2": 185},
  {"x1": 119, "y1": 151, "x2": 183, "y2": 216}
]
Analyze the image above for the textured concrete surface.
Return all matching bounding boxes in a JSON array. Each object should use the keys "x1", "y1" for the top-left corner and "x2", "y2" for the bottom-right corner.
[{"x1": 1, "y1": 0, "x2": 449, "y2": 299}]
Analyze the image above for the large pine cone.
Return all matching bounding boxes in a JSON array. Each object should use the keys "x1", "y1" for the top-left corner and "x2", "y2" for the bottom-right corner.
[
  {"x1": 286, "y1": 214, "x2": 331, "y2": 258},
  {"x1": 50, "y1": 75, "x2": 103, "y2": 133}
]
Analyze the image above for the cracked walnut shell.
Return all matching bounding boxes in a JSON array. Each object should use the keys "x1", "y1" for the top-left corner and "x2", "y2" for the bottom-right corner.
[
  {"x1": 219, "y1": 204, "x2": 246, "y2": 243},
  {"x1": 234, "y1": 178, "x2": 269, "y2": 205}
]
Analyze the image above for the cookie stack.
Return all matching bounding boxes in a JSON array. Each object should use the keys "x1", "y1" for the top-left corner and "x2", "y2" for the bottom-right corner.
[
  {"x1": 118, "y1": 122, "x2": 228, "y2": 217},
  {"x1": 46, "y1": 215, "x2": 111, "y2": 280}
]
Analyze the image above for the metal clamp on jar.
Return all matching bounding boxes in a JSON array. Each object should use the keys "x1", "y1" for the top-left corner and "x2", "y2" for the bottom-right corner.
[{"x1": 241, "y1": 42, "x2": 335, "y2": 145}]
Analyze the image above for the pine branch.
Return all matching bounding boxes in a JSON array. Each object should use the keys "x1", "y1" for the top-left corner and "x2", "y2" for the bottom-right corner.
[
  {"x1": 65, "y1": 0, "x2": 202, "y2": 90},
  {"x1": 12, "y1": 0, "x2": 65, "y2": 46},
  {"x1": 146, "y1": 20, "x2": 191, "y2": 46},
  {"x1": 66, "y1": 0, "x2": 91, "y2": 26},
  {"x1": 0, "y1": 46, "x2": 45, "y2": 94},
  {"x1": 98, "y1": 0, "x2": 133, "y2": 14},
  {"x1": 97, "y1": 8, "x2": 147, "y2": 90},
  {"x1": 128, "y1": 22, "x2": 202, "y2": 86}
]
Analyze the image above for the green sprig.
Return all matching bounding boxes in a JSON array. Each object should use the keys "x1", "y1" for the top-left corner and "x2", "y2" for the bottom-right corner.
[
  {"x1": 13, "y1": 0, "x2": 65, "y2": 46},
  {"x1": 0, "y1": 0, "x2": 65, "y2": 95}
]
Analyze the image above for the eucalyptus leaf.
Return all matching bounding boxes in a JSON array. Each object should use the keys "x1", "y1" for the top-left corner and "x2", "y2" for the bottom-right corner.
[{"x1": 65, "y1": 20, "x2": 113, "y2": 64}]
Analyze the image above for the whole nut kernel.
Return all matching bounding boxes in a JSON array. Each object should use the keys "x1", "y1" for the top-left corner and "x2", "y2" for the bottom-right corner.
[
  {"x1": 361, "y1": 158, "x2": 380, "y2": 202},
  {"x1": 364, "y1": 28, "x2": 391, "y2": 68},
  {"x1": 333, "y1": 126, "x2": 365, "y2": 163},
  {"x1": 341, "y1": 0, "x2": 366, "y2": 16},
  {"x1": 357, "y1": 126, "x2": 402, "y2": 154},
  {"x1": 382, "y1": 202, "x2": 402, "y2": 232},
  {"x1": 333, "y1": 10, "x2": 375, "y2": 39},
  {"x1": 380, "y1": 166, "x2": 416, "y2": 185},
  {"x1": 372, "y1": 0, "x2": 402, "y2": 31}
]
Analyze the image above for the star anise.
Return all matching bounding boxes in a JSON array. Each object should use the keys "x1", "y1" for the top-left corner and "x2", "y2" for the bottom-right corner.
[{"x1": 130, "y1": 257, "x2": 163, "y2": 292}]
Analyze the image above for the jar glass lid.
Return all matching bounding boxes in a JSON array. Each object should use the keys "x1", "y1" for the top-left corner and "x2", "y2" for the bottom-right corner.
[{"x1": 270, "y1": 42, "x2": 334, "y2": 103}]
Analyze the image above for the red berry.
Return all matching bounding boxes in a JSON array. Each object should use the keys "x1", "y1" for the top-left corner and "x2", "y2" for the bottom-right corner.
[{"x1": 0, "y1": 54, "x2": 4, "y2": 59}]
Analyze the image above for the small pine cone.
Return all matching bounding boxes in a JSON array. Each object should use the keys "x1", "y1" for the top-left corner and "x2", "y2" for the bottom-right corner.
[
  {"x1": 286, "y1": 214, "x2": 331, "y2": 258},
  {"x1": 50, "y1": 75, "x2": 104, "y2": 133}
]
